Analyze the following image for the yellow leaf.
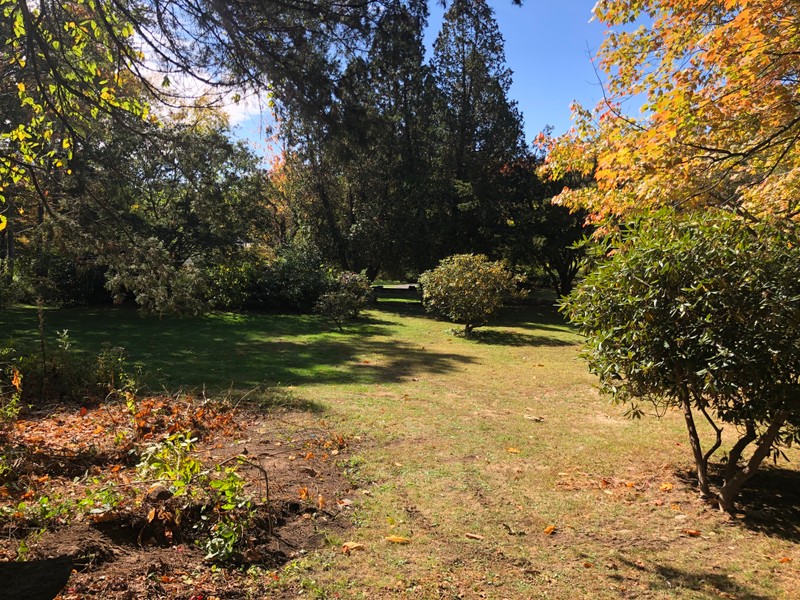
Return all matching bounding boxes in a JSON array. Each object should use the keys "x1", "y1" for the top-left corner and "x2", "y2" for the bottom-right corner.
[
  {"x1": 384, "y1": 535, "x2": 412, "y2": 544},
  {"x1": 342, "y1": 541, "x2": 365, "y2": 555},
  {"x1": 16, "y1": 82, "x2": 24, "y2": 93},
  {"x1": 543, "y1": 525, "x2": 557, "y2": 535},
  {"x1": 659, "y1": 482, "x2": 673, "y2": 492},
  {"x1": 506, "y1": 447, "x2": 521, "y2": 454}
]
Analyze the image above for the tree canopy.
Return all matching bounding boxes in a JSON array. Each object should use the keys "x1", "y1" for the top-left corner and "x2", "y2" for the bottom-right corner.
[{"x1": 541, "y1": 0, "x2": 800, "y2": 222}]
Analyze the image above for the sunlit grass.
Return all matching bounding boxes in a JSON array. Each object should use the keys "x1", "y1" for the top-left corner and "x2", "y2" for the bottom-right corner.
[{"x1": 1, "y1": 298, "x2": 798, "y2": 598}]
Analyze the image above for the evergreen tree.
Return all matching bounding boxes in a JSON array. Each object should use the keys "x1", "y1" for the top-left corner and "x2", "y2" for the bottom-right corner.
[{"x1": 430, "y1": 0, "x2": 526, "y2": 259}]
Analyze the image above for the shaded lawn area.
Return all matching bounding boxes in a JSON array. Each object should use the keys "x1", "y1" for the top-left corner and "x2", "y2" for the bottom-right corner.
[{"x1": 0, "y1": 305, "x2": 478, "y2": 391}]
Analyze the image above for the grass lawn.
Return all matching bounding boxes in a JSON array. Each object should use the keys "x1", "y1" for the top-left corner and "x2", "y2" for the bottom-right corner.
[{"x1": 1, "y1": 297, "x2": 799, "y2": 598}]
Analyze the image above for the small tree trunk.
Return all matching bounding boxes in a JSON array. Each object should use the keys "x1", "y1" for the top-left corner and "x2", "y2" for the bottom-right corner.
[
  {"x1": 463, "y1": 323, "x2": 473, "y2": 337},
  {"x1": 717, "y1": 412, "x2": 788, "y2": 512},
  {"x1": 680, "y1": 391, "x2": 712, "y2": 498},
  {"x1": 725, "y1": 421, "x2": 756, "y2": 481}
]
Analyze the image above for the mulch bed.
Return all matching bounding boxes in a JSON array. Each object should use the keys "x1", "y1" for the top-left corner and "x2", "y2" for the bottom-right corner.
[{"x1": 0, "y1": 395, "x2": 357, "y2": 599}]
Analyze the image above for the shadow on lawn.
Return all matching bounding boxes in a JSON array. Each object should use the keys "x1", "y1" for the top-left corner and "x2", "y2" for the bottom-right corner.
[
  {"x1": 615, "y1": 558, "x2": 772, "y2": 600},
  {"x1": 0, "y1": 307, "x2": 476, "y2": 392},
  {"x1": 467, "y1": 329, "x2": 574, "y2": 347},
  {"x1": 676, "y1": 465, "x2": 800, "y2": 543}
]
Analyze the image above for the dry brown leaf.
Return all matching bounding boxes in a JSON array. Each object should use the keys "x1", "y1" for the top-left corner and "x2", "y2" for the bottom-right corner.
[
  {"x1": 543, "y1": 525, "x2": 557, "y2": 535},
  {"x1": 583, "y1": 562, "x2": 594, "y2": 568},
  {"x1": 342, "y1": 542, "x2": 365, "y2": 555},
  {"x1": 465, "y1": 533, "x2": 484, "y2": 540},
  {"x1": 682, "y1": 529, "x2": 701, "y2": 537},
  {"x1": 385, "y1": 535, "x2": 412, "y2": 544}
]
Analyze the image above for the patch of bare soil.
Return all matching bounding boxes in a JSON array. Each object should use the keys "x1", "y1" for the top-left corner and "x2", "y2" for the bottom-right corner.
[{"x1": 0, "y1": 397, "x2": 357, "y2": 599}]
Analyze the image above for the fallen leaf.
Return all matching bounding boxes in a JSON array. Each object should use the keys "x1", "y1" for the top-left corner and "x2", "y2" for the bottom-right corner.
[
  {"x1": 304, "y1": 451, "x2": 315, "y2": 460},
  {"x1": 625, "y1": 482, "x2": 636, "y2": 488},
  {"x1": 660, "y1": 482, "x2": 674, "y2": 492},
  {"x1": 543, "y1": 525, "x2": 557, "y2": 535},
  {"x1": 670, "y1": 504, "x2": 681, "y2": 511},
  {"x1": 385, "y1": 535, "x2": 412, "y2": 544},
  {"x1": 583, "y1": 562, "x2": 594, "y2": 568},
  {"x1": 506, "y1": 447, "x2": 521, "y2": 454},
  {"x1": 342, "y1": 542, "x2": 365, "y2": 555},
  {"x1": 337, "y1": 498, "x2": 353, "y2": 507},
  {"x1": 465, "y1": 533, "x2": 484, "y2": 540},
  {"x1": 93, "y1": 425, "x2": 104, "y2": 434},
  {"x1": 298, "y1": 487, "x2": 309, "y2": 500},
  {"x1": 147, "y1": 508, "x2": 157, "y2": 523},
  {"x1": 779, "y1": 557, "x2": 792, "y2": 564},
  {"x1": 682, "y1": 529, "x2": 701, "y2": 537},
  {"x1": 79, "y1": 407, "x2": 88, "y2": 417}
]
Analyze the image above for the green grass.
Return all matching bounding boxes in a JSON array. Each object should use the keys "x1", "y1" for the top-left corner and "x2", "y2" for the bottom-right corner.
[{"x1": 2, "y1": 299, "x2": 799, "y2": 598}]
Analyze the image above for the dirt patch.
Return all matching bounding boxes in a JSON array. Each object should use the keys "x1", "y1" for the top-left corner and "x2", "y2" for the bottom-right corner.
[{"x1": 0, "y1": 398, "x2": 357, "y2": 599}]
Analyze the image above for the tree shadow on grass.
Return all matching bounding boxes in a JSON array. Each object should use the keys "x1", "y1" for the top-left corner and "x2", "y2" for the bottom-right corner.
[
  {"x1": 614, "y1": 557, "x2": 772, "y2": 600},
  {"x1": 467, "y1": 329, "x2": 575, "y2": 347},
  {"x1": 675, "y1": 464, "x2": 800, "y2": 543},
  {"x1": 0, "y1": 306, "x2": 477, "y2": 393}
]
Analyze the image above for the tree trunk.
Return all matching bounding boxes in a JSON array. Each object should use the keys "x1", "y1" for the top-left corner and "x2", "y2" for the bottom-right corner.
[
  {"x1": 717, "y1": 412, "x2": 788, "y2": 512},
  {"x1": 680, "y1": 391, "x2": 712, "y2": 498}
]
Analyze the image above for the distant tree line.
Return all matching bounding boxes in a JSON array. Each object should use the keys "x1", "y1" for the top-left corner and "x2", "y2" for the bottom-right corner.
[{"x1": 1, "y1": 0, "x2": 589, "y2": 313}]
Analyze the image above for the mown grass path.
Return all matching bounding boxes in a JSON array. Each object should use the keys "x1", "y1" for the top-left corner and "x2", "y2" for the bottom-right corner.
[{"x1": 2, "y1": 300, "x2": 798, "y2": 598}]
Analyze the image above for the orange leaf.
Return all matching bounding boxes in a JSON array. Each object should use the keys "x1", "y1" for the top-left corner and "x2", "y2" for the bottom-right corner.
[
  {"x1": 779, "y1": 557, "x2": 792, "y2": 564},
  {"x1": 506, "y1": 447, "x2": 521, "y2": 454},
  {"x1": 298, "y1": 487, "x2": 308, "y2": 500},
  {"x1": 304, "y1": 451, "x2": 315, "y2": 460},
  {"x1": 20, "y1": 490, "x2": 34, "y2": 500},
  {"x1": 682, "y1": 529, "x2": 701, "y2": 537},
  {"x1": 659, "y1": 482, "x2": 673, "y2": 492},
  {"x1": 384, "y1": 535, "x2": 412, "y2": 544},
  {"x1": 80, "y1": 407, "x2": 88, "y2": 417},
  {"x1": 11, "y1": 369, "x2": 21, "y2": 391},
  {"x1": 147, "y1": 508, "x2": 156, "y2": 523},
  {"x1": 543, "y1": 525, "x2": 557, "y2": 535},
  {"x1": 317, "y1": 494, "x2": 326, "y2": 509},
  {"x1": 93, "y1": 425, "x2": 104, "y2": 434}
]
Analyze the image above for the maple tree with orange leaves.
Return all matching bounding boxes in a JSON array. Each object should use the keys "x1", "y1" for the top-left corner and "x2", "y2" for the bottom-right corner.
[{"x1": 540, "y1": 0, "x2": 800, "y2": 222}]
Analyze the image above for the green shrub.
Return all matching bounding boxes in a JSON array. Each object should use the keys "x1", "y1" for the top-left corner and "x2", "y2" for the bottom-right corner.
[
  {"x1": 562, "y1": 209, "x2": 800, "y2": 511},
  {"x1": 419, "y1": 254, "x2": 521, "y2": 336},
  {"x1": 315, "y1": 271, "x2": 372, "y2": 331}
]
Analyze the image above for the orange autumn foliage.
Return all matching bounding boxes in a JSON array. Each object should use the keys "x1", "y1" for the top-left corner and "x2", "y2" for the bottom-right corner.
[{"x1": 540, "y1": 0, "x2": 800, "y2": 222}]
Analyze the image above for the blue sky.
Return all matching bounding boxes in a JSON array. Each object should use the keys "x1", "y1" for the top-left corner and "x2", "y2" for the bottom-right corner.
[
  {"x1": 230, "y1": 1, "x2": 606, "y2": 150},
  {"x1": 425, "y1": 1, "x2": 606, "y2": 141}
]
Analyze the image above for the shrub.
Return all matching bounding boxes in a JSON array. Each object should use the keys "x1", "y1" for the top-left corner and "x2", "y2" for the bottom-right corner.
[
  {"x1": 562, "y1": 209, "x2": 800, "y2": 512},
  {"x1": 419, "y1": 254, "x2": 520, "y2": 336},
  {"x1": 315, "y1": 271, "x2": 372, "y2": 331}
]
